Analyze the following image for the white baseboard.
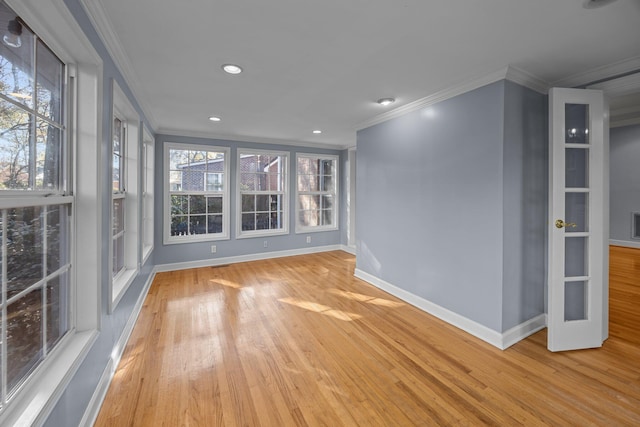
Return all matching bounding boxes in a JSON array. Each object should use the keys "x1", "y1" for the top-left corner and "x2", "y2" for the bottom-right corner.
[
  {"x1": 79, "y1": 270, "x2": 157, "y2": 427},
  {"x1": 610, "y1": 239, "x2": 640, "y2": 249},
  {"x1": 354, "y1": 268, "x2": 546, "y2": 350},
  {"x1": 155, "y1": 244, "x2": 347, "y2": 272}
]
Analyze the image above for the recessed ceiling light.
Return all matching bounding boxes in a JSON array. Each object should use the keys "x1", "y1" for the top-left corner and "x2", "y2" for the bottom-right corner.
[
  {"x1": 208, "y1": 116, "x2": 221, "y2": 122},
  {"x1": 222, "y1": 64, "x2": 243, "y2": 74},
  {"x1": 583, "y1": 0, "x2": 618, "y2": 9},
  {"x1": 312, "y1": 130, "x2": 322, "y2": 134},
  {"x1": 377, "y1": 97, "x2": 395, "y2": 106}
]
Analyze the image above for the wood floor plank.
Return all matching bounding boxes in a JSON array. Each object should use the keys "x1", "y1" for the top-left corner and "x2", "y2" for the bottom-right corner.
[{"x1": 95, "y1": 248, "x2": 640, "y2": 426}]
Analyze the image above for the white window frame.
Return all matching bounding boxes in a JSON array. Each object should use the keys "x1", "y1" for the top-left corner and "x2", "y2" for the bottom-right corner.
[
  {"x1": 0, "y1": 0, "x2": 102, "y2": 425},
  {"x1": 164, "y1": 142, "x2": 230, "y2": 244},
  {"x1": 236, "y1": 148, "x2": 289, "y2": 239},
  {"x1": 295, "y1": 153, "x2": 339, "y2": 233},
  {"x1": 110, "y1": 81, "x2": 140, "y2": 311},
  {"x1": 141, "y1": 127, "x2": 154, "y2": 263}
]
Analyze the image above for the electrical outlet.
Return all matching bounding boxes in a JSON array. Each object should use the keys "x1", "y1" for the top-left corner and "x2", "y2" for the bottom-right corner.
[
  {"x1": 306, "y1": 236, "x2": 311, "y2": 244},
  {"x1": 211, "y1": 245, "x2": 217, "y2": 254},
  {"x1": 263, "y1": 240, "x2": 268, "y2": 248}
]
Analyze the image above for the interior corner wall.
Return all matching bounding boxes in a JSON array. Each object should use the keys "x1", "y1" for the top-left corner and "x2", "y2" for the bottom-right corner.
[
  {"x1": 501, "y1": 80, "x2": 548, "y2": 331},
  {"x1": 356, "y1": 81, "x2": 506, "y2": 332},
  {"x1": 610, "y1": 124, "x2": 640, "y2": 245}
]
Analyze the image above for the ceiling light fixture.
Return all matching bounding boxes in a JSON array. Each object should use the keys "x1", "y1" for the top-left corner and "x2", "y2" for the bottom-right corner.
[
  {"x1": 222, "y1": 64, "x2": 243, "y2": 75},
  {"x1": 3, "y1": 18, "x2": 22, "y2": 48},
  {"x1": 208, "y1": 116, "x2": 221, "y2": 122},
  {"x1": 377, "y1": 97, "x2": 395, "y2": 106},
  {"x1": 583, "y1": 0, "x2": 618, "y2": 9},
  {"x1": 312, "y1": 130, "x2": 322, "y2": 134}
]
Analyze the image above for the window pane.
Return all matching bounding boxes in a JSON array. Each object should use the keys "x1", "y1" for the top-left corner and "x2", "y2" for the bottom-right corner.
[
  {"x1": 321, "y1": 175, "x2": 333, "y2": 191},
  {"x1": 322, "y1": 195, "x2": 334, "y2": 210},
  {"x1": 207, "y1": 196, "x2": 222, "y2": 214},
  {"x1": 321, "y1": 159, "x2": 334, "y2": 175},
  {"x1": 256, "y1": 194, "x2": 269, "y2": 212},
  {"x1": 565, "y1": 104, "x2": 589, "y2": 145},
  {"x1": 171, "y1": 195, "x2": 188, "y2": 215},
  {"x1": 256, "y1": 213, "x2": 269, "y2": 230},
  {"x1": 240, "y1": 173, "x2": 256, "y2": 191},
  {"x1": 298, "y1": 174, "x2": 319, "y2": 192},
  {"x1": 242, "y1": 213, "x2": 255, "y2": 231},
  {"x1": 207, "y1": 215, "x2": 222, "y2": 233},
  {"x1": 322, "y1": 209, "x2": 333, "y2": 226},
  {"x1": 270, "y1": 211, "x2": 283, "y2": 229},
  {"x1": 299, "y1": 195, "x2": 320, "y2": 210},
  {"x1": 7, "y1": 290, "x2": 44, "y2": 393},
  {"x1": 255, "y1": 172, "x2": 268, "y2": 191},
  {"x1": 113, "y1": 198, "x2": 124, "y2": 235},
  {"x1": 36, "y1": 40, "x2": 63, "y2": 122},
  {"x1": 0, "y1": 99, "x2": 32, "y2": 190},
  {"x1": 169, "y1": 149, "x2": 188, "y2": 171},
  {"x1": 242, "y1": 194, "x2": 255, "y2": 212},
  {"x1": 297, "y1": 157, "x2": 311, "y2": 174},
  {"x1": 189, "y1": 215, "x2": 206, "y2": 234},
  {"x1": 189, "y1": 195, "x2": 206, "y2": 214},
  {"x1": 46, "y1": 204, "x2": 69, "y2": 274},
  {"x1": 47, "y1": 273, "x2": 69, "y2": 349},
  {"x1": 299, "y1": 210, "x2": 318, "y2": 227},
  {"x1": 171, "y1": 215, "x2": 188, "y2": 236},
  {"x1": 36, "y1": 119, "x2": 61, "y2": 191},
  {"x1": 113, "y1": 234, "x2": 124, "y2": 275},
  {"x1": 7, "y1": 206, "x2": 42, "y2": 299},
  {"x1": 169, "y1": 171, "x2": 182, "y2": 191},
  {"x1": 0, "y1": 18, "x2": 35, "y2": 108}
]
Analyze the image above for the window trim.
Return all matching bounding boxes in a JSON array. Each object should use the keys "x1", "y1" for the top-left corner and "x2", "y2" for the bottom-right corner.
[
  {"x1": 163, "y1": 142, "x2": 231, "y2": 245},
  {"x1": 109, "y1": 80, "x2": 140, "y2": 312},
  {"x1": 141, "y1": 127, "x2": 154, "y2": 264},
  {"x1": 295, "y1": 153, "x2": 339, "y2": 234},
  {"x1": 236, "y1": 148, "x2": 290, "y2": 239}
]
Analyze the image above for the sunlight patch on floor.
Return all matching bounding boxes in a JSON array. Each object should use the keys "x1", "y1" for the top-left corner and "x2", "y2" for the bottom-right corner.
[
  {"x1": 328, "y1": 289, "x2": 405, "y2": 308},
  {"x1": 278, "y1": 297, "x2": 362, "y2": 321}
]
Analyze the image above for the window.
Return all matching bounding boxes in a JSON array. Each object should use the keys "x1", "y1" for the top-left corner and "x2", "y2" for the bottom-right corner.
[
  {"x1": 0, "y1": 0, "x2": 70, "y2": 412},
  {"x1": 237, "y1": 149, "x2": 289, "y2": 238},
  {"x1": 296, "y1": 154, "x2": 338, "y2": 232},
  {"x1": 112, "y1": 116, "x2": 125, "y2": 277},
  {"x1": 0, "y1": 0, "x2": 101, "y2": 424},
  {"x1": 110, "y1": 81, "x2": 139, "y2": 309},
  {"x1": 142, "y1": 127, "x2": 154, "y2": 262},
  {"x1": 165, "y1": 143, "x2": 229, "y2": 243}
]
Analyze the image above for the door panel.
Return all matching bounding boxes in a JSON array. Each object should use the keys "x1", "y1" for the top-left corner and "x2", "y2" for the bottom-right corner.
[{"x1": 548, "y1": 88, "x2": 608, "y2": 352}]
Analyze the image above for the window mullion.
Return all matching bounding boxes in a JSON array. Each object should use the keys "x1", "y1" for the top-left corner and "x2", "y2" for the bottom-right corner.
[{"x1": 41, "y1": 206, "x2": 48, "y2": 357}]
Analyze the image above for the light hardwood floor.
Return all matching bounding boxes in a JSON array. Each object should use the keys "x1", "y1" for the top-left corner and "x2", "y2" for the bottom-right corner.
[{"x1": 95, "y1": 248, "x2": 640, "y2": 426}]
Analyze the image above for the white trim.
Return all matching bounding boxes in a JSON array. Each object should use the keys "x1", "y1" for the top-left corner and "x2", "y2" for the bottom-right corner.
[
  {"x1": 552, "y1": 55, "x2": 640, "y2": 89},
  {"x1": 610, "y1": 239, "x2": 640, "y2": 249},
  {"x1": 155, "y1": 244, "x2": 344, "y2": 273},
  {"x1": 236, "y1": 148, "x2": 290, "y2": 239},
  {"x1": 342, "y1": 245, "x2": 356, "y2": 256},
  {"x1": 353, "y1": 268, "x2": 545, "y2": 350},
  {"x1": 609, "y1": 104, "x2": 640, "y2": 128},
  {"x1": 295, "y1": 153, "x2": 340, "y2": 234},
  {"x1": 157, "y1": 128, "x2": 352, "y2": 150},
  {"x1": 356, "y1": 66, "x2": 549, "y2": 131},
  {"x1": 79, "y1": 270, "x2": 156, "y2": 427},
  {"x1": 163, "y1": 143, "x2": 231, "y2": 244},
  {"x1": 79, "y1": 0, "x2": 158, "y2": 130}
]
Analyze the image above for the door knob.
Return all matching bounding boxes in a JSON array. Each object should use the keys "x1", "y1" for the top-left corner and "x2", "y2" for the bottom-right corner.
[{"x1": 555, "y1": 219, "x2": 577, "y2": 229}]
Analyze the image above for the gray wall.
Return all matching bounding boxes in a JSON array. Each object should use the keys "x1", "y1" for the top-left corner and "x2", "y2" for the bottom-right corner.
[
  {"x1": 502, "y1": 81, "x2": 548, "y2": 329},
  {"x1": 153, "y1": 135, "x2": 344, "y2": 266},
  {"x1": 356, "y1": 80, "x2": 547, "y2": 333},
  {"x1": 610, "y1": 124, "x2": 640, "y2": 244}
]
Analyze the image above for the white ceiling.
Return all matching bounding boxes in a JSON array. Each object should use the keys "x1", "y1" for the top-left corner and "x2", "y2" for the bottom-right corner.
[{"x1": 86, "y1": 0, "x2": 640, "y2": 148}]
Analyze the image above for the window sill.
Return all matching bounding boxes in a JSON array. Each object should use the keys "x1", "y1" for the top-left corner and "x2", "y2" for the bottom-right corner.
[
  {"x1": 236, "y1": 229, "x2": 289, "y2": 239},
  {"x1": 295, "y1": 225, "x2": 339, "y2": 234},
  {"x1": 163, "y1": 234, "x2": 230, "y2": 245},
  {"x1": 111, "y1": 267, "x2": 138, "y2": 311},
  {"x1": 0, "y1": 329, "x2": 98, "y2": 427}
]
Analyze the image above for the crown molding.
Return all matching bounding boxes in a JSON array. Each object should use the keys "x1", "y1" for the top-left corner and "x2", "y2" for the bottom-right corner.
[
  {"x1": 356, "y1": 66, "x2": 549, "y2": 131},
  {"x1": 156, "y1": 128, "x2": 353, "y2": 151},
  {"x1": 551, "y1": 55, "x2": 640, "y2": 88},
  {"x1": 80, "y1": 0, "x2": 158, "y2": 130},
  {"x1": 610, "y1": 104, "x2": 640, "y2": 128},
  {"x1": 587, "y1": 71, "x2": 640, "y2": 98}
]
